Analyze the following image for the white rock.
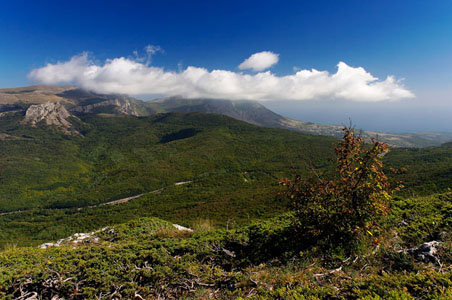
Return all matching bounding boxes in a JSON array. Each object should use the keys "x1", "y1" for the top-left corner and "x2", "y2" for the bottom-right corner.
[
  {"x1": 39, "y1": 243, "x2": 55, "y2": 249},
  {"x1": 173, "y1": 224, "x2": 193, "y2": 232}
]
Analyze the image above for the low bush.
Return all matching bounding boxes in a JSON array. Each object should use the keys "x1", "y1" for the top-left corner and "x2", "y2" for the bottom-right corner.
[{"x1": 282, "y1": 126, "x2": 402, "y2": 251}]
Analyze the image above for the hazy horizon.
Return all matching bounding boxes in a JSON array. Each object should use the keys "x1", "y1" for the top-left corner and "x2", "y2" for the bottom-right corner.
[{"x1": 264, "y1": 97, "x2": 452, "y2": 134}]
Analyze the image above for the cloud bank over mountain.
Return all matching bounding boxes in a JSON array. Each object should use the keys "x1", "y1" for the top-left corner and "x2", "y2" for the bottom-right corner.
[{"x1": 29, "y1": 50, "x2": 414, "y2": 102}]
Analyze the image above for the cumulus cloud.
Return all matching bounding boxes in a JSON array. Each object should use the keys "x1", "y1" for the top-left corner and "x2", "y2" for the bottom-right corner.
[
  {"x1": 28, "y1": 51, "x2": 414, "y2": 102},
  {"x1": 238, "y1": 51, "x2": 279, "y2": 71}
]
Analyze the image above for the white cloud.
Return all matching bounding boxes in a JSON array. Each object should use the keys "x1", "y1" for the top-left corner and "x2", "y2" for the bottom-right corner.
[
  {"x1": 238, "y1": 51, "x2": 279, "y2": 71},
  {"x1": 28, "y1": 51, "x2": 414, "y2": 102},
  {"x1": 144, "y1": 44, "x2": 163, "y2": 56},
  {"x1": 133, "y1": 44, "x2": 163, "y2": 65}
]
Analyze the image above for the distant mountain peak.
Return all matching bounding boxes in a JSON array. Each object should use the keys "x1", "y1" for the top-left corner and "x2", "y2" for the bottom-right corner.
[{"x1": 151, "y1": 96, "x2": 286, "y2": 127}]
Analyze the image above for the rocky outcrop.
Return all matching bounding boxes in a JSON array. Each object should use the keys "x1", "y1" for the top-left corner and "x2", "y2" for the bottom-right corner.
[
  {"x1": 400, "y1": 241, "x2": 441, "y2": 263},
  {"x1": 39, "y1": 227, "x2": 111, "y2": 249},
  {"x1": 22, "y1": 102, "x2": 80, "y2": 135},
  {"x1": 71, "y1": 98, "x2": 140, "y2": 116},
  {"x1": 39, "y1": 223, "x2": 192, "y2": 249},
  {"x1": 173, "y1": 224, "x2": 193, "y2": 231}
]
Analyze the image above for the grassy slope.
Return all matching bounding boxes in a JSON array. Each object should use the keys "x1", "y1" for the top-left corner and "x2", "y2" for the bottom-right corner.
[
  {"x1": 1, "y1": 192, "x2": 452, "y2": 299},
  {"x1": 386, "y1": 146, "x2": 452, "y2": 196}
]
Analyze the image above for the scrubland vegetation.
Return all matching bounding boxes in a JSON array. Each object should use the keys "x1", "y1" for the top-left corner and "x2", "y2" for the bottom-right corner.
[{"x1": 1, "y1": 191, "x2": 452, "y2": 298}]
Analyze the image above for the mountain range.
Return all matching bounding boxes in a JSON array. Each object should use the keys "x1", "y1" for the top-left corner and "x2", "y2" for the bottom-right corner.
[{"x1": 1, "y1": 85, "x2": 451, "y2": 147}]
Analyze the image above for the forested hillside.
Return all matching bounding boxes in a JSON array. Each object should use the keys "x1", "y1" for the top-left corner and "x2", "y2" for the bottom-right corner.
[
  {"x1": 1, "y1": 111, "x2": 452, "y2": 248},
  {"x1": 0, "y1": 111, "x2": 336, "y2": 213},
  {"x1": 1, "y1": 111, "x2": 452, "y2": 299}
]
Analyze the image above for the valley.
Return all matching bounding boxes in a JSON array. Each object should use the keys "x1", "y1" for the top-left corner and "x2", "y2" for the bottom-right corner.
[
  {"x1": 0, "y1": 86, "x2": 452, "y2": 299},
  {"x1": 1, "y1": 87, "x2": 452, "y2": 248}
]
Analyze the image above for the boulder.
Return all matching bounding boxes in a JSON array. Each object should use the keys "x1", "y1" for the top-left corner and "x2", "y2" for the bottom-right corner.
[{"x1": 403, "y1": 241, "x2": 440, "y2": 262}]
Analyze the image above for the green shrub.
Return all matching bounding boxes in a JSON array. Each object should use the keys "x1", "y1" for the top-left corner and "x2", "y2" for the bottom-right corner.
[{"x1": 282, "y1": 126, "x2": 402, "y2": 249}]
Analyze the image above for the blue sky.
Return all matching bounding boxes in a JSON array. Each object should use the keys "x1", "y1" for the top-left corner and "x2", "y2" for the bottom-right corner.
[{"x1": 1, "y1": 0, "x2": 451, "y2": 132}]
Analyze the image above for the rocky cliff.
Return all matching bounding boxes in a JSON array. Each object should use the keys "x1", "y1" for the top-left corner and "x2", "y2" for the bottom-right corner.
[
  {"x1": 71, "y1": 98, "x2": 141, "y2": 116},
  {"x1": 22, "y1": 102, "x2": 80, "y2": 135}
]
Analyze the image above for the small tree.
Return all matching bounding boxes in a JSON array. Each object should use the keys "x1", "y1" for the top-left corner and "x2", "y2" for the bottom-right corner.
[{"x1": 281, "y1": 126, "x2": 401, "y2": 247}]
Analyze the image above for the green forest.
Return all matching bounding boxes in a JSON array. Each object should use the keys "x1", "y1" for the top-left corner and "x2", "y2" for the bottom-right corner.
[{"x1": 1, "y1": 112, "x2": 452, "y2": 299}]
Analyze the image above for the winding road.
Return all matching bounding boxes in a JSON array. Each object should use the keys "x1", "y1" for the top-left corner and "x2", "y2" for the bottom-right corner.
[{"x1": 0, "y1": 181, "x2": 193, "y2": 217}]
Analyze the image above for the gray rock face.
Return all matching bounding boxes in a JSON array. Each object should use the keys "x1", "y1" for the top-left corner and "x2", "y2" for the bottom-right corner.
[
  {"x1": 71, "y1": 98, "x2": 140, "y2": 116},
  {"x1": 23, "y1": 102, "x2": 70, "y2": 127},
  {"x1": 402, "y1": 241, "x2": 440, "y2": 262},
  {"x1": 22, "y1": 102, "x2": 79, "y2": 135}
]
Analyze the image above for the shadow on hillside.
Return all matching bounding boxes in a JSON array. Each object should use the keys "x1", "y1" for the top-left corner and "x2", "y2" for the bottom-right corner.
[{"x1": 159, "y1": 128, "x2": 202, "y2": 143}]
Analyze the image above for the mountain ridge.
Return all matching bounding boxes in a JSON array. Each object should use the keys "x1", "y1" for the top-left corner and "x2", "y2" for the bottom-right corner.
[{"x1": 1, "y1": 85, "x2": 451, "y2": 147}]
